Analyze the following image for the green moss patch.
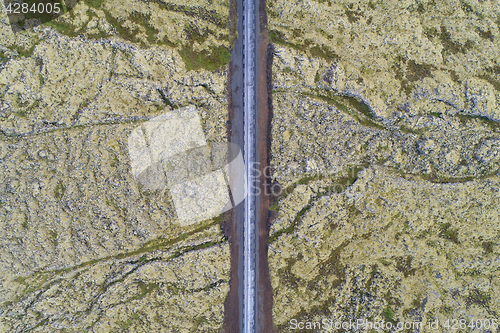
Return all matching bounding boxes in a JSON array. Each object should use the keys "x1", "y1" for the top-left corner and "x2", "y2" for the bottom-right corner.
[
  {"x1": 439, "y1": 26, "x2": 474, "y2": 55},
  {"x1": 393, "y1": 58, "x2": 435, "y2": 96},
  {"x1": 269, "y1": 29, "x2": 338, "y2": 63},
  {"x1": 36, "y1": 2, "x2": 231, "y2": 72},
  {"x1": 83, "y1": 0, "x2": 104, "y2": 8},
  {"x1": 482, "y1": 241, "x2": 494, "y2": 254},
  {"x1": 305, "y1": 90, "x2": 385, "y2": 130},
  {"x1": 382, "y1": 307, "x2": 396, "y2": 324},
  {"x1": 439, "y1": 222, "x2": 459, "y2": 244},
  {"x1": 466, "y1": 288, "x2": 491, "y2": 308},
  {"x1": 395, "y1": 256, "x2": 417, "y2": 277},
  {"x1": 457, "y1": 114, "x2": 499, "y2": 131},
  {"x1": 399, "y1": 124, "x2": 423, "y2": 135},
  {"x1": 7, "y1": 43, "x2": 38, "y2": 58},
  {"x1": 54, "y1": 180, "x2": 65, "y2": 199},
  {"x1": 179, "y1": 45, "x2": 230, "y2": 72},
  {"x1": 268, "y1": 165, "x2": 368, "y2": 244},
  {"x1": 344, "y1": 5, "x2": 364, "y2": 24}
]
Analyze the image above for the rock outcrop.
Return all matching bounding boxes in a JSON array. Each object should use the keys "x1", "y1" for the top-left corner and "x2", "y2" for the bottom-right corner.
[
  {"x1": 0, "y1": 1, "x2": 231, "y2": 331},
  {"x1": 267, "y1": 0, "x2": 500, "y2": 330}
]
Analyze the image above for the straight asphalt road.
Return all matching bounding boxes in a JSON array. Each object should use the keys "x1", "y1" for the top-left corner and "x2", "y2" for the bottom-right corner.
[
  {"x1": 243, "y1": 0, "x2": 257, "y2": 331},
  {"x1": 226, "y1": 0, "x2": 261, "y2": 331}
]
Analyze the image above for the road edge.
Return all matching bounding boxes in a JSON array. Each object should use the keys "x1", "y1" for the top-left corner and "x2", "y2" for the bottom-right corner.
[{"x1": 255, "y1": 0, "x2": 276, "y2": 331}]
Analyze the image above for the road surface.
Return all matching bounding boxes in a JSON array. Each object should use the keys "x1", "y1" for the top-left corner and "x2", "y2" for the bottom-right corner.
[
  {"x1": 225, "y1": 0, "x2": 267, "y2": 331},
  {"x1": 243, "y1": 0, "x2": 257, "y2": 331}
]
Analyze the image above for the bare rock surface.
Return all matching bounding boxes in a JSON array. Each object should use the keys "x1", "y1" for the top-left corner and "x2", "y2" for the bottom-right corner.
[
  {"x1": 0, "y1": 1, "x2": 231, "y2": 331},
  {"x1": 269, "y1": 166, "x2": 500, "y2": 330},
  {"x1": 267, "y1": 0, "x2": 500, "y2": 330}
]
